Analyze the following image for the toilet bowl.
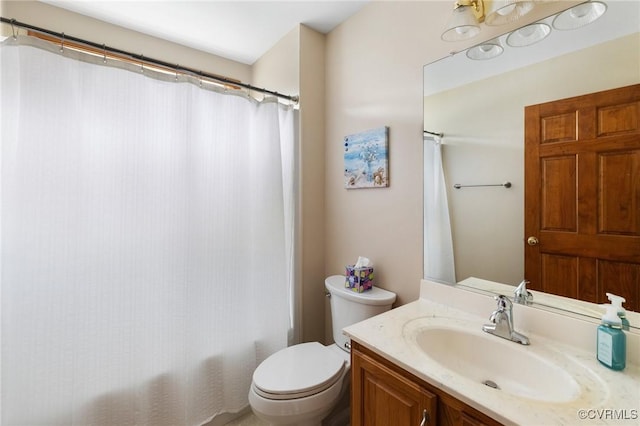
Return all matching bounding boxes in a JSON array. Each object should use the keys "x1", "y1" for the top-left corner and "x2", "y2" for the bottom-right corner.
[
  {"x1": 248, "y1": 275, "x2": 396, "y2": 425},
  {"x1": 249, "y1": 342, "x2": 349, "y2": 425}
]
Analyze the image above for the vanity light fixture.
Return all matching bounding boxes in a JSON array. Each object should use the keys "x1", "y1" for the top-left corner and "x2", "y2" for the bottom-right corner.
[
  {"x1": 441, "y1": 0, "x2": 484, "y2": 42},
  {"x1": 441, "y1": 0, "x2": 538, "y2": 42},
  {"x1": 451, "y1": 0, "x2": 609, "y2": 61},
  {"x1": 466, "y1": 39, "x2": 504, "y2": 60},
  {"x1": 506, "y1": 22, "x2": 551, "y2": 47},
  {"x1": 485, "y1": 0, "x2": 536, "y2": 26},
  {"x1": 552, "y1": 0, "x2": 607, "y2": 30}
]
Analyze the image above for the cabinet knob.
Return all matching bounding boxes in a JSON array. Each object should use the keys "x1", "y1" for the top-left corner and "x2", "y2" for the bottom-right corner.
[{"x1": 420, "y1": 409, "x2": 429, "y2": 426}]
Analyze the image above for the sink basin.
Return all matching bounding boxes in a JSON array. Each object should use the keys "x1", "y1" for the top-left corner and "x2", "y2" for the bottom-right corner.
[{"x1": 407, "y1": 320, "x2": 583, "y2": 403}]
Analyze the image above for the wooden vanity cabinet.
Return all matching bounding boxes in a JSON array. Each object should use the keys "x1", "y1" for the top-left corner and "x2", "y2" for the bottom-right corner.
[
  {"x1": 351, "y1": 342, "x2": 437, "y2": 425},
  {"x1": 351, "y1": 342, "x2": 501, "y2": 426}
]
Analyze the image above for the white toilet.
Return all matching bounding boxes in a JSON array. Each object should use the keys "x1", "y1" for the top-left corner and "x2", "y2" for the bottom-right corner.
[{"x1": 248, "y1": 275, "x2": 396, "y2": 426}]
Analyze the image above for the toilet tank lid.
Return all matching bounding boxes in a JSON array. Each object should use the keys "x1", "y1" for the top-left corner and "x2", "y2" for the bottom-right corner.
[{"x1": 325, "y1": 275, "x2": 397, "y2": 306}]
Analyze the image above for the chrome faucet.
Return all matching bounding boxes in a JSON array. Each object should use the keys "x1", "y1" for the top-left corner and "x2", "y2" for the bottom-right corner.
[
  {"x1": 482, "y1": 295, "x2": 530, "y2": 345},
  {"x1": 513, "y1": 279, "x2": 533, "y2": 305}
]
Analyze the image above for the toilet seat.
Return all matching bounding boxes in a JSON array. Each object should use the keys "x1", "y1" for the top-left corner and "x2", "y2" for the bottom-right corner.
[{"x1": 252, "y1": 342, "x2": 346, "y2": 400}]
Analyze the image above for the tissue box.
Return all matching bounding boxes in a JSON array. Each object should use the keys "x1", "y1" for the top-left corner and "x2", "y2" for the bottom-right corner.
[{"x1": 345, "y1": 265, "x2": 374, "y2": 292}]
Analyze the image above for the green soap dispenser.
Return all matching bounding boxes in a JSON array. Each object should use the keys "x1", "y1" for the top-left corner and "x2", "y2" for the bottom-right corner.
[
  {"x1": 607, "y1": 293, "x2": 630, "y2": 331},
  {"x1": 597, "y1": 304, "x2": 626, "y2": 371}
]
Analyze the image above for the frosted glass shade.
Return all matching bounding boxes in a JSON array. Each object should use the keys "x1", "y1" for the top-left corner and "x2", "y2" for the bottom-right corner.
[
  {"x1": 485, "y1": 0, "x2": 536, "y2": 26},
  {"x1": 507, "y1": 22, "x2": 551, "y2": 47},
  {"x1": 553, "y1": 1, "x2": 607, "y2": 30},
  {"x1": 442, "y1": 5, "x2": 481, "y2": 41}
]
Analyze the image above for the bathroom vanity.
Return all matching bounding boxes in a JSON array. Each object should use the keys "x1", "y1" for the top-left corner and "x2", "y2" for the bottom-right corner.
[
  {"x1": 344, "y1": 280, "x2": 640, "y2": 426},
  {"x1": 351, "y1": 341, "x2": 498, "y2": 426}
]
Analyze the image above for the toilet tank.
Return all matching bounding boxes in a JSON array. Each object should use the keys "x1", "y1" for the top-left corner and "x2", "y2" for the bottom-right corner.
[{"x1": 325, "y1": 275, "x2": 396, "y2": 352}]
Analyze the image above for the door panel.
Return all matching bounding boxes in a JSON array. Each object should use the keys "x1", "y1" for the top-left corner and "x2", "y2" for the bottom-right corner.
[
  {"x1": 541, "y1": 111, "x2": 578, "y2": 143},
  {"x1": 598, "y1": 151, "x2": 639, "y2": 235},
  {"x1": 541, "y1": 254, "x2": 578, "y2": 298},
  {"x1": 541, "y1": 156, "x2": 577, "y2": 231},
  {"x1": 598, "y1": 260, "x2": 639, "y2": 309},
  {"x1": 525, "y1": 84, "x2": 640, "y2": 311},
  {"x1": 597, "y1": 102, "x2": 639, "y2": 136},
  {"x1": 578, "y1": 258, "x2": 598, "y2": 303}
]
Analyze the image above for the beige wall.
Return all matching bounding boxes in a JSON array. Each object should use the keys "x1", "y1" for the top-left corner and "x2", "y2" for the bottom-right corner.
[
  {"x1": 323, "y1": 1, "x2": 455, "y2": 316},
  {"x1": 424, "y1": 33, "x2": 640, "y2": 286},
  {"x1": 297, "y1": 26, "x2": 327, "y2": 344},
  {"x1": 252, "y1": 25, "x2": 300, "y2": 97}
]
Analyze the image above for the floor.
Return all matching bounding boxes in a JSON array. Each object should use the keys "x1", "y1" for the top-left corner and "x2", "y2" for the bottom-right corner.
[{"x1": 225, "y1": 412, "x2": 268, "y2": 426}]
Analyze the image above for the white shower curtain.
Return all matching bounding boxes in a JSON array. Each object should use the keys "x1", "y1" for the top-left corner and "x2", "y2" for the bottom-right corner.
[
  {"x1": 423, "y1": 136, "x2": 456, "y2": 284},
  {"x1": 1, "y1": 37, "x2": 295, "y2": 426}
]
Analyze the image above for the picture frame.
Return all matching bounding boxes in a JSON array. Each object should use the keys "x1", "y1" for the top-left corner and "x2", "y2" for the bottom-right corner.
[{"x1": 343, "y1": 126, "x2": 389, "y2": 189}]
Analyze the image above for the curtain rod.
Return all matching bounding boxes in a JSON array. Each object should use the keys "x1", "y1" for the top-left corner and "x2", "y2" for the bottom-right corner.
[{"x1": 1, "y1": 17, "x2": 299, "y2": 104}]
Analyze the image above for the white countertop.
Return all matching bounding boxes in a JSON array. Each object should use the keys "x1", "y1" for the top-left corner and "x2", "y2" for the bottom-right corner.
[{"x1": 343, "y1": 280, "x2": 640, "y2": 425}]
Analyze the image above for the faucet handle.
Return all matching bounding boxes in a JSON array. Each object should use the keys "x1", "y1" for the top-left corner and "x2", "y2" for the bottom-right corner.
[
  {"x1": 494, "y1": 294, "x2": 512, "y2": 311},
  {"x1": 489, "y1": 310, "x2": 502, "y2": 323},
  {"x1": 514, "y1": 280, "x2": 533, "y2": 305}
]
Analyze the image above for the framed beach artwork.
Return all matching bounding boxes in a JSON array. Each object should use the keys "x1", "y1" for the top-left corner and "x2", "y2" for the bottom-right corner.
[{"x1": 344, "y1": 126, "x2": 389, "y2": 189}]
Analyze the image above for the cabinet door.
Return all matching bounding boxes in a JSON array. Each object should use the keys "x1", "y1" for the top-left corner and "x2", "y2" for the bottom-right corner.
[
  {"x1": 352, "y1": 348, "x2": 437, "y2": 426},
  {"x1": 461, "y1": 412, "x2": 490, "y2": 426}
]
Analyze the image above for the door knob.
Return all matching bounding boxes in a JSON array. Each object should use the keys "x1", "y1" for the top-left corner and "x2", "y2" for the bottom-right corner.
[{"x1": 527, "y1": 236, "x2": 539, "y2": 246}]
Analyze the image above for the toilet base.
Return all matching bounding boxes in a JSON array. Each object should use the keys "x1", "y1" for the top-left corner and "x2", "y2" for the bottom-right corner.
[
  {"x1": 249, "y1": 390, "x2": 337, "y2": 426},
  {"x1": 249, "y1": 368, "x2": 350, "y2": 426}
]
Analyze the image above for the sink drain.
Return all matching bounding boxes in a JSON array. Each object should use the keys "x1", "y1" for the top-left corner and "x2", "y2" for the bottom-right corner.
[{"x1": 482, "y1": 379, "x2": 500, "y2": 389}]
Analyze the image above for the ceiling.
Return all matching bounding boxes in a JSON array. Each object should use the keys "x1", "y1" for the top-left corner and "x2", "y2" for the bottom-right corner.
[{"x1": 40, "y1": 0, "x2": 370, "y2": 65}]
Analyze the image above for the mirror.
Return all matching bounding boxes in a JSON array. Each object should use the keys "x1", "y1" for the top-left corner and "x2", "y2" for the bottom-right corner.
[{"x1": 423, "y1": 1, "x2": 640, "y2": 324}]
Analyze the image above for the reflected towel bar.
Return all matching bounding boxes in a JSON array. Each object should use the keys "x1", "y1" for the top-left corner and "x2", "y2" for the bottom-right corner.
[
  {"x1": 424, "y1": 130, "x2": 444, "y2": 138},
  {"x1": 454, "y1": 182, "x2": 512, "y2": 189}
]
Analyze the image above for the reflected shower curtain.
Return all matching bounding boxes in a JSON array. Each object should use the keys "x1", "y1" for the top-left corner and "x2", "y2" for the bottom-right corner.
[
  {"x1": 423, "y1": 136, "x2": 456, "y2": 284},
  {"x1": 1, "y1": 38, "x2": 295, "y2": 426}
]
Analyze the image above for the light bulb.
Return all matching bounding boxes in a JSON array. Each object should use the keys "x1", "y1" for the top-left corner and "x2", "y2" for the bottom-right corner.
[
  {"x1": 570, "y1": 3, "x2": 593, "y2": 19},
  {"x1": 552, "y1": 1, "x2": 607, "y2": 30},
  {"x1": 466, "y1": 41, "x2": 503, "y2": 60},
  {"x1": 506, "y1": 23, "x2": 551, "y2": 47},
  {"x1": 518, "y1": 26, "x2": 536, "y2": 37}
]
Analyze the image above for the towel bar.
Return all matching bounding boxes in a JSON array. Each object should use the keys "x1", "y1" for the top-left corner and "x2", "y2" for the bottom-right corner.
[{"x1": 453, "y1": 181, "x2": 511, "y2": 189}]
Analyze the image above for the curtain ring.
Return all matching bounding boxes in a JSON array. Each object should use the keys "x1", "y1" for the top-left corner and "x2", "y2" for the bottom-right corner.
[
  {"x1": 102, "y1": 44, "x2": 107, "y2": 63},
  {"x1": 175, "y1": 64, "x2": 179, "y2": 81},
  {"x1": 10, "y1": 19, "x2": 17, "y2": 40},
  {"x1": 140, "y1": 55, "x2": 144, "y2": 73},
  {"x1": 199, "y1": 72, "x2": 203, "y2": 87},
  {"x1": 60, "y1": 32, "x2": 65, "y2": 52}
]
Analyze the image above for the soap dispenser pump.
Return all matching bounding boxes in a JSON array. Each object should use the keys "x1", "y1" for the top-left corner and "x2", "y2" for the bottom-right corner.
[
  {"x1": 597, "y1": 304, "x2": 626, "y2": 371},
  {"x1": 607, "y1": 293, "x2": 630, "y2": 331}
]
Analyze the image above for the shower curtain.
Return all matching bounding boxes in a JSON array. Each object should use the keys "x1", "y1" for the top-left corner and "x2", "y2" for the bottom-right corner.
[
  {"x1": 423, "y1": 136, "x2": 456, "y2": 284},
  {"x1": 1, "y1": 37, "x2": 296, "y2": 426}
]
